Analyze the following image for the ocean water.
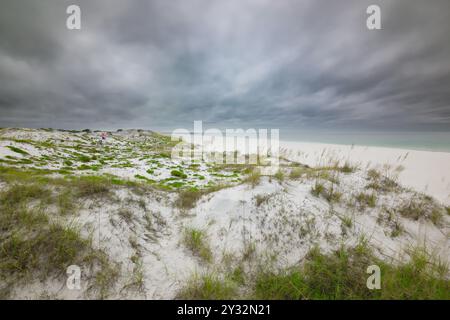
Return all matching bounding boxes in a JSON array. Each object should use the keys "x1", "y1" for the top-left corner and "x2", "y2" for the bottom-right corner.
[
  {"x1": 163, "y1": 129, "x2": 450, "y2": 153},
  {"x1": 281, "y1": 131, "x2": 450, "y2": 153}
]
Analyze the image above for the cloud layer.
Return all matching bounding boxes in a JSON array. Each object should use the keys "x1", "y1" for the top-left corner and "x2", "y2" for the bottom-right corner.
[{"x1": 1, "y1": 0, "x2": 449, "y2": 131}]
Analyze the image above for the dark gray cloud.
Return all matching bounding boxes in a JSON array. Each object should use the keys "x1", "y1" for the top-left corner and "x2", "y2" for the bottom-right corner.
[{"x1": 0, "y1": 0, "x2": 449, "y2": 131}]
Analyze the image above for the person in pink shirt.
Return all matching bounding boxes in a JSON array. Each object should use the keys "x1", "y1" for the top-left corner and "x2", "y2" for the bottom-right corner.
[{"x1": 100, "y1": 132, "x2": 107, "y2": 145}]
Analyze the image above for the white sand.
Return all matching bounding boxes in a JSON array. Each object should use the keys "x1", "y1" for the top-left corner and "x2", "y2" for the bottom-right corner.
[
  {"x1": 1, "y1": 129, "x2": 449, "y2": 298},
  {"x1": 281, "y1": 141, "x2": 450, "y2": 205}
]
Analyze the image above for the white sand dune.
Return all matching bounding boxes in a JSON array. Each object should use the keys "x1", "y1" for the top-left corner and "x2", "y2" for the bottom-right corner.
[
  {"x1": 1, "y1": 128, "x2": 449, "y2": 299},
  {"x1": 281, "y1": 141, "x2": 450, "y2": 205}
]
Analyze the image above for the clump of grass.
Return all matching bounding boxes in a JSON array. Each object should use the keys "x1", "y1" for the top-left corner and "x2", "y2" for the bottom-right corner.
[
  {"x1": 377, "y1": 209, "x2": 404, "y2": 238},
  {"x1": 243, "y1": 168, "x2": 261, "y2": 187},
  {"x1": 0, "y1": 223, "x2": 89, "y2": 279},
  {"x1": 228, "y1": 265, "x2": 246, "y2": 285},
  {"x1": 88, "y1": 254, "x2": 120, "y2": 299},
  {"x1": 72, "y1": 176, "x2": 111, "y2": 197},
  {"x1": 126, "y1": 258, "x2": 145, "y2": 292},
  {"x1": 252, "y1": 245, "x2": 449, "y2": 299},
  {"x1": 134, "y1": 174, "x2": 155, "y2": 183},
  {"x1": 57, "y1": 190, "x2": 76, "y2": 215},
  {"x1": 77, "y1": 155, "x2": 91, "y2": 163},
  {"x1": 366, "y1": 168, "x2": 399, "y2": 193},
  {"x1": 0, "y1": 166, "x2": 55, "y2": 183},
  {"x1": 182, "y1": 227, "x2": 212, "y2": 263},
  {"x1": 176, "y1": 188, "x2": 202, "y2": 209},
  {"x1": 255, "y1": 193, "x2": 271, "y2": 207},
  {"x1": 311, "y1": 181, "x2": 324, "y2": 197},
  {"x1": 0, "y1": 183, "x2": 51, "y2": 207},
  {"x1": 76, "y1": 164, "x2": 90, "y2": 170},
  {"x1": 156, "y1": 152, "x2": 171, "y2": 158},
  {"x1": 175, "y1": 183, "x2": 227, "y2": 208},
  {"x1": 355, "y1": 192, "x2": 377, "y2": 209},
  {"x1": 6, "y1": 146, "x2": 29, "y2": 156},
  {"x1": 311, "y1": 182, "x2": 341, "y2": 203},
  {"x1": 171, "y1": 170, "x2": 187, "y2": 179},
  {"x1": 390, "y1": 220, "x2": 403, "y2": 238},
  {"x1": 176, "y1": 273, "x2": 236, "y2": 299},
  {"x1": 396, "y1": 197, "x2": 443, "y2": 226},
  {"x1": 341, "y1": 215, "x2": 353, "y2": 229},
  {"x1": 169, "y1": 181, "x2": 185, "y2": 188},
  {"x1": 117, "y1": 208, "x2": 134, "y2": 224},
  {"x1": 274, "y1": 170, "x2": 284, "y2": 183},
  {"x1": 367, "y1": 168, "x2": 381, "y2": 180},
  {"x1": 289, "y1": 167, "x2": 303, "y2": 179},
  {"x1": 0, "y1": 193, "x2": 117, "y2": 298},
  {"x1": 325, "y1": 188, "x2": 342, "y2": 203},
  {"x1": 338, "y1": 161, "x2": 354, "y2": 173}
]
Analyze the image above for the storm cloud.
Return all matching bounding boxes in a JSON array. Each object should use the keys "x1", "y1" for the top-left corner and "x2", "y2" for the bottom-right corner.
[{"x1": 0, "y1": 0, "x2": 450, "y2": 131}]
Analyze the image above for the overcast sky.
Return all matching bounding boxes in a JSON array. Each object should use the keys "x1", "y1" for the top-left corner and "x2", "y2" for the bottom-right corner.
[{"x1": 0, "y1": 0, "x2": 449, "y2": 132}]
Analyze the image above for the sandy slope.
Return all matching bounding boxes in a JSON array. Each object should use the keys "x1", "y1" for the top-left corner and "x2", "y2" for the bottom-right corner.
[
  {"x1": 281, "y1": 141, "x2": 450, "y2": 205},
  {"x1": 11, "y1": 176, "x2": 449, "y2": 299},
  {"x1": 1, "y1": 128, "x2": 449, "y2": 299}
]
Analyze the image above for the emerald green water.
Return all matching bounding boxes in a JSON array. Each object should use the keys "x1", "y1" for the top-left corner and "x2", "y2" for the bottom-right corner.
[{"x1": 281, "y1": 131, "x2": 450, "y2": 153}]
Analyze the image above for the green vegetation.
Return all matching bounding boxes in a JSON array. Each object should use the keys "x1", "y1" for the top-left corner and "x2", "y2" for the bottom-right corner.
[
  {"x1": 355, "y1": 192, "x2": 377, "y2": 209},
  {"x1": 177, "y1": 273, "x2": 236, "y2": 299},
  {"x1": 274, "y1": 170, "x2": 284, "y2": 182},
  {"x1": 341, "y1": 215, "x2": 353, "y2": 229},
  {"x1": 390, "y1": 221, "x2": 403, "y2": 238},
  {"x1": 339, "y1": 161, "x2": 354, "y2": 173},
  {"x1": 253, "y1": 245, "x2": 449, "y2": 299},
  {"x1": 396, "y1": 197, "x2": 443, "y2": 226},
  {"x1": 72, "y1": 176, "x2": 112, "y2": 197},
  {"x1": 311, "y1": 181, "x2": 342, "y2": 203},
  {"x1": 366, "y1": 168, "x2": 398, "y2": 192},
  {"x1": 0, "y1": 183, "x2": 51, "y2": 206},
  {"x1": 56, "y1": 190, "x2": 76, "y2": 215},
  {"x1": 255, "y1": 193, "x2": 271, "y2": 207},
  {"x1": 2, "y1": 129, "x2": 449, "y2": 299},
  {"x1": 182, "y1": 228, "x2": 213, "y2": 263},
  {"x1": 171, "y1": 170, "x2": 187, "y2": 179},
  {"x1": 289, "y1": 167, "x2": 304, "y2": 179},
  {"x1": 377, "y1": 209, "x2": 404, "y2": 238},
  {"x1": 176, "y1": 189, "x2": 203, "y2": 209},
  {"x1": 243, "y1": 168, "x2": 261, "y2": 187},
  {"x1": 6, "y1": 146, "x2": 29, "y2": 155},
  {"x1": 311, "y1": 181, "x2": 324, "y2": 197},
  {"x1": 177, "y1": 244, "x2": 449, "y2": 300},
  {"x1": 0, "y1": 182, "x2": 118, "y2": 298},
  {"x1": 175, "y1": 185, "x2": 227, "y2": 209},
  {"x1": 0, "y1": 129, "x2": 249, "y2": 191},
  {"x1": 367, "y1": 168, "x2": 381, "y2": 180},
  {"x1": 134, "y1": 174, "x2": 155, "y2": 183},
  {"x1": 77, "y1": 155, "x2": 91, "y2": 163}
]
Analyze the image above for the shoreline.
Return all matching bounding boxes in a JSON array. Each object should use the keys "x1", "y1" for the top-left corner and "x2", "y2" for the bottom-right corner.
[{"x1": 280, "y1": 138, "x2": 450, "y2": 154}]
